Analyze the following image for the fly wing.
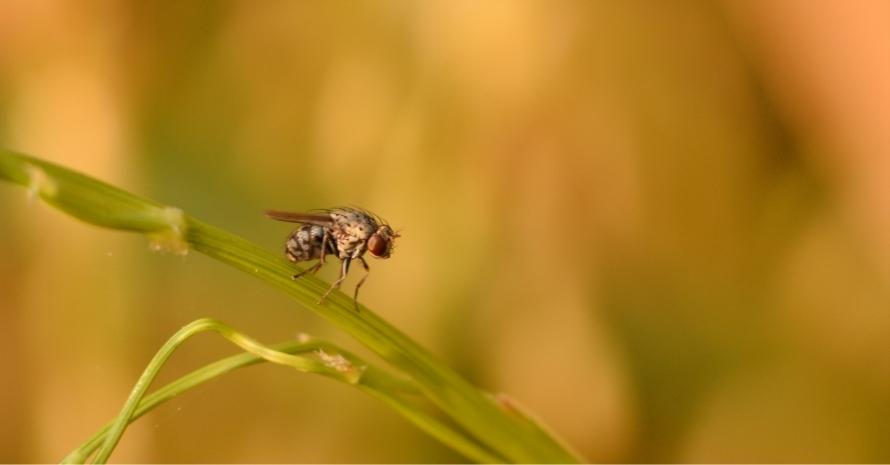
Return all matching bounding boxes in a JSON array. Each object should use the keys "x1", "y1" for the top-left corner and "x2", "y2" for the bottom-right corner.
[{"x1": 265, "y1": 210, "x2": 333, "y2": 226}]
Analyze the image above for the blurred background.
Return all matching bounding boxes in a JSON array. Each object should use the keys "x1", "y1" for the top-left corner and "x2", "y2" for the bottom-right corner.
[{"x1": 1, "y1": 0, "x2": 889, "y2": 462}]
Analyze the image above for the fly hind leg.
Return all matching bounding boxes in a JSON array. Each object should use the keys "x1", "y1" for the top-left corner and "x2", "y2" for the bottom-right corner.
[
  {"x1": 292, "y1": 262, "x2": 322, "y2": 280},
  {"x1": 319, "y1": 228, "x2": 330, "y2": 265},
  {"x1": 293, "y1": 228, "x2": 332, "y2": 280},
  {"x1": 319, "y1": 257, "x2": 351, "y2": 304}
]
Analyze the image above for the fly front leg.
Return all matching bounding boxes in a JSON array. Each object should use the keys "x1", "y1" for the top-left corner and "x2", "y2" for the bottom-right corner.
[
  {"x1": 319, "y1": 257, "x2": 351, "y2": 304},
  {"x1": 352, "y1": 257, "x2": 370, "y2": 312}
]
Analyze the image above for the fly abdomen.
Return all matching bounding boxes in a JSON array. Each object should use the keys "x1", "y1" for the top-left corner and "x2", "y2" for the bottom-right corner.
[{"x1": 285, "y1": 224, "x2": 333, "y2": 262}]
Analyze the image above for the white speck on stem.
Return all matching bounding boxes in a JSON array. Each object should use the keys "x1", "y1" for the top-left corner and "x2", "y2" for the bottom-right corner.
[
  {"x1": 316, "y1": 349, "x2": 352, "y2": 372},
  {"x1": 26, "y1": 165, "x2": 57, "y2": 200},
  {"x1": 147, "y1": 206, "x2": 189, "y2": 256},
  {"x1": 297, "y1": 332, "x2": 312, "y2": 343},
  {"x1": 162, "y1": 206, "x2": 186, "y2": 235}
]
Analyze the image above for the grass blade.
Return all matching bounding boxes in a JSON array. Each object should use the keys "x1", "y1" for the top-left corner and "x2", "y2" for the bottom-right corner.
[{"x1": 0, "y1": 149, "x2": 582, "y2": 463}]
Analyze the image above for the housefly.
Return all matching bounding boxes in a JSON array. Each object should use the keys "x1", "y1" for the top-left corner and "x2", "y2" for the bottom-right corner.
[{"x1": 265, "y1": 207, "x2": 399, "y2": 310}]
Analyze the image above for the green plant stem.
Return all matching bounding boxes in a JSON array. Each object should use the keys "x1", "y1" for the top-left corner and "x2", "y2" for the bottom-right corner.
[
  {"x1": 62, "y1": 337, "x2": 505, "y2": 464},
  {"x1": 0, "y1": 149, "x2": 582, "y2": 463},
  {"x1": 90, "y1": 319, "x2": 341, "y2": 463},
  {"x1": 71, "y1": 318, "x2": 502, "y2": 464},
  {"x1": 61, "y1": 339, "x2": 309, "y2": 464}
]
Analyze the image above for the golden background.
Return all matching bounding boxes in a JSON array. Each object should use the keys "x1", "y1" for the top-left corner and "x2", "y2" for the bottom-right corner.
[{"x1": 1, "y1": 1, "x2": 889, "y2": 462}]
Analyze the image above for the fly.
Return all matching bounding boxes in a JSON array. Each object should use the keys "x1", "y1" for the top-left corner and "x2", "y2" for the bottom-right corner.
[{"x1": 265, "y1": 207, "x2": 399, "y2": 311}]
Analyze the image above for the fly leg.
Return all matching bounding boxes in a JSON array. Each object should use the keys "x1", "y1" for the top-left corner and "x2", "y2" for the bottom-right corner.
[
  {"x1": 352, "y1": 257, "x2": 370, "y2": 312},
  {"x1": 319, "y1": 228, "x2": 330, "y2": 265},
  {"x1": 292, "y1": 262, "x2": 322, "y2": 280},
  {"x1": 319, "y1": 257, "x2": 351, "y2": 304},
  {"x1": 291, "y1": 227, "x2": 332, "y2": 280}
]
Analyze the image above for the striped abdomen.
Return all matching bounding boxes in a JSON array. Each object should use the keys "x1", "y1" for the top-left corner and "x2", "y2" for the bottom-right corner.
[{"x1": 285, "y1": 225, "x2": 337, "y2": 262}]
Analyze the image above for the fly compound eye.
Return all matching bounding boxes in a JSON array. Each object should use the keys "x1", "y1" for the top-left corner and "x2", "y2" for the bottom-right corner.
[{"x1": 367, "y1": 233, "x2": 390, "y2": 258}]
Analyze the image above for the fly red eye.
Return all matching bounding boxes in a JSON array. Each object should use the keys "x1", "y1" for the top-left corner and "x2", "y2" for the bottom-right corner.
[{"x1": 367, "y1": 234, "x2": 389, "y2": 258}]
